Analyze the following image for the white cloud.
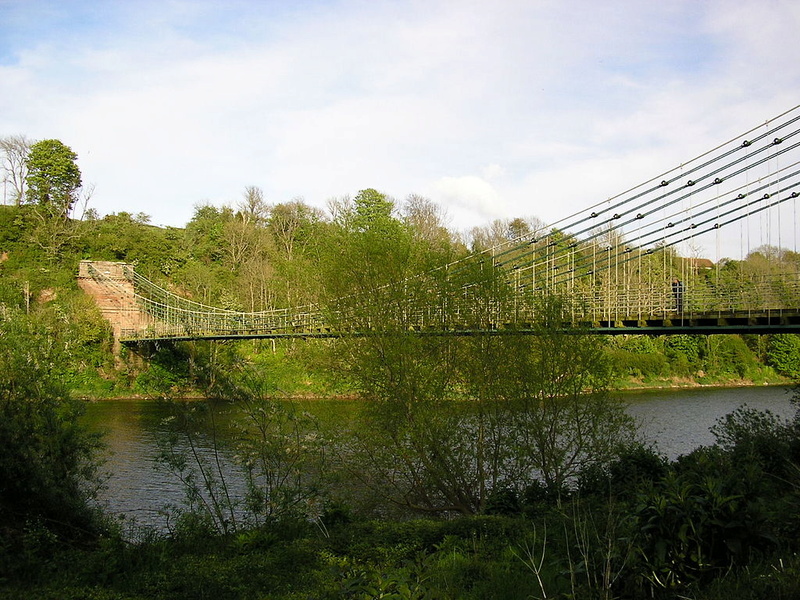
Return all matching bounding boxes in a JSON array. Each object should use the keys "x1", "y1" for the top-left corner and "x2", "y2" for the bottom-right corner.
[
  {"x1": 0, "y1": 0, "x2": 798, "y2": 258},
  {"x1": 432, "y1": 175, "x2": 504, "y2": 228},
  {"x1": 481, "y1": 164, "x2": 505, "y2": 180}
]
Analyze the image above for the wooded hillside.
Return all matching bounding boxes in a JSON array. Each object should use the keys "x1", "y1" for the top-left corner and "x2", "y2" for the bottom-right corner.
[{"x1": 1, "y1": 187, "x2": 799, "y2": 396}]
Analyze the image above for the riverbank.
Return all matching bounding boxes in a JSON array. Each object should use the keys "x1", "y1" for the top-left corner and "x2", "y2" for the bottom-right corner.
[
  {"x1": 69, "y1": 321, "x2": 800, "y2": 402},
  {"x1": 79, "y1": 376, "x2": 795, "y2": 402},
  {"x1": 616, "y1": 374, "x2": 794, "y2": 391}
]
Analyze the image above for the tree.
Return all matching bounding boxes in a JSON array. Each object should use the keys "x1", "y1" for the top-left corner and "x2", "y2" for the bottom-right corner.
[
  {"x1": 185, "y1": 203, "x2": 230, "y2": 265},
  {"x1": 509, "y1": 298, "x2": 635, "y2": 498},
  {"x1": 78, "y1": 211, "x2": 179, "y2": 270},
  {"x1": 351, "y1": 188, "x2": 397, "y2": 234},
  {"x1": 223, "y1": 211, "x2": 258, "y2": 267},
  {"x1": 323, "y1": 207, "x2": 633, "y2": 513},
  {"x1": 469, "y1": 216, "x2": 546, "y2": 251},
  {"x1": 238, "y1": 185, "x2": 269, "y2": 225},
  {"x1": 25, "y1": 139, "x2": 82, "y2": 219},
  {"x1": 268, "y1": 199, "x2": 323, "y2": 261},
  {"x1": 154, "y1": 350, "x2": 326, "y2": 533},
  {"x1": 0, "y1": 299, "x2": 104, "y2": 552},
  {"x1": 0, "y1": 135, "x2": 32, "y2": 205},
  {"x1": 238, "y1": 252, "x2": 277, "y2": 311},
  {"x1": 402, "y1": 194, "x2": 447, "y2": 239},
  {"x1": 326, "y1": 194, "x2": 353, "y2": 227},
  {"x1": 767, "y1": 334, "x2": 800, "y2": 378},
  {"x1": 326, "y1": 263, "x2": 470, "y2": 513},
  {"x1": 322, "y1": 188, "x2": 412, "y2": 303}
]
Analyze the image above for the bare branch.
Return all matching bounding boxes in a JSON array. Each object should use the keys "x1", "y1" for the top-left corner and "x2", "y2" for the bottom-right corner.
[{"x1": 0, "y1": 134, "x2": 33, "y2": 205}]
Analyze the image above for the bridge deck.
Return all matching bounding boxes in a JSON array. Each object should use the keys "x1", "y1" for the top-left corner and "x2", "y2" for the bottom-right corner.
[{"x1": 119, "y1": 309, "x2": 800, "y2": 343}]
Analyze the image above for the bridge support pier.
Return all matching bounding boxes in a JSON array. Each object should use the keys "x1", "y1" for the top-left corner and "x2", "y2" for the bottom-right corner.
[{"x1": 77, "y1": 260, "x2": 151, "y2": 353}]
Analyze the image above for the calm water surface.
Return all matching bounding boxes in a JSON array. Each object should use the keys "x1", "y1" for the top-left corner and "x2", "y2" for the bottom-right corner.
[
  {"x1": 84, "y1": 386, "x2": 796, "y2": 530},
  {"x1": 625, "y1": 385, "x2": 796, "y2": 458}
]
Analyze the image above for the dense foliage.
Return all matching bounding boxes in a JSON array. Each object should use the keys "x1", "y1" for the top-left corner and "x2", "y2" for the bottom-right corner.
[
  {"x1": 24, "y1": 139, "x2": 82, "y2": 219},
  {"x1": 1, "y1": 178, "x2": 796, "y2": 398},
  {"x1": 0, "y1": 165, "x2": 799, "y2": 597},
  {"x1": 0, "y1": 285, "x2": 105, "y2": 579},
  {"x1": 1, "y1": 395, "x2": 798, "y2": 599}
]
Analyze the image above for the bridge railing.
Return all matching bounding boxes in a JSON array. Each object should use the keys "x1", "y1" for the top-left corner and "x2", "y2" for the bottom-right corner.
[
  {"x1": 121, "y1": 299, "x2": 327, "y2": 340},
  {"x1": 392, "y1": 272, "x2": 800, "y2": 331},
  {"x1": 109, "y1": 265, "x2": 800, "y2": 340},
  {"x1": 558, "y1": 275, "x2": 800, "y2": 325}
]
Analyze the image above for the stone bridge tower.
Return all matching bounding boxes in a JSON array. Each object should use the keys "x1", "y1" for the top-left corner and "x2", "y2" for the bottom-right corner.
[{"x1": 77, "y1": 260, "x2": 150, "y2": 346}]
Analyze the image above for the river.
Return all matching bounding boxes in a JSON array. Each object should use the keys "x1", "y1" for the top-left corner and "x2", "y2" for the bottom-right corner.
[{"x1": 83, "y1": 385, "x2": 797, "y2": 531}]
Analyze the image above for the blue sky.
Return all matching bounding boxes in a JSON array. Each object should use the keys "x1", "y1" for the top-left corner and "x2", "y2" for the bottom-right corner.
[{"x1": 1, "y1": 0, "x2": 799, "y2": 258}]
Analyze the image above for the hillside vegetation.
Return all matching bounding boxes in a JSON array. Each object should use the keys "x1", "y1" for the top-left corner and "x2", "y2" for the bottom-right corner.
[
  {"x1": 2, "y1": 188, "x2": 800, "y2": 598},
  {"x1": 0, "y1": 191, "x2": 798, "y2": 397}
]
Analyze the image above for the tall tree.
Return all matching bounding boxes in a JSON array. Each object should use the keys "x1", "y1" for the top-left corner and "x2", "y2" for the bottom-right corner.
[
  {"x1": 238, "y1": 185, "x2": 269, "y2": 225},
  {"x1": 351, "y1": 188, "x2": 397, "y2": 234},
  {"x1": 469, "y1": 216, "x2": 546, "y2": 251},
  {"x1": 0, "y1": 302, "x2": 104, "y2": 544},
  {"x1": 509, "y1": 297, "x2": 634, "y2": 499},
  {"x1": 0, "y1": 135, "x2": 32, "y2": 205},
  {"x1": 268, "y1": 199, "x2": 323, "y2": 261},
  {"x1": 401, "y1": 194, "x2": 452, "y2": 247},
  {"x1": 25, "y1": 139, "x2": 82, "y2": 219}
]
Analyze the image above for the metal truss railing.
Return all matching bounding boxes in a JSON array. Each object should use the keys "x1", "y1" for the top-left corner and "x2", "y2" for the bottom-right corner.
[{"x1": 83, "y1": 261, "x2": 800, "y2": 341}]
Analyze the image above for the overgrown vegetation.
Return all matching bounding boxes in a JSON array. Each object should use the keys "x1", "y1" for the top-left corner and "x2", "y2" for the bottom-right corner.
[
  {"x1": 0, "y1": 286, "x2": 106, "y2": 582},
  {"x1": 0, "y1": 181, "x2": 796, "y2": 395},
  {"x1": 2, "y1": 139, "x2": 800, "y2": 596},
  {"x1": 2, "y1": 388, "x2": 799, "y2": 599}
]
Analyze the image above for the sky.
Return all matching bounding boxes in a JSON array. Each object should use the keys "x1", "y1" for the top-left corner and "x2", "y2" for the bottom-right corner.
[{"x1": 1, "y1": 0, "x2": 800, "y2": 259}]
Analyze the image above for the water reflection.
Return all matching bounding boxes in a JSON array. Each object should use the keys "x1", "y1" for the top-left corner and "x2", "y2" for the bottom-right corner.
[{"x1": 85, "y1": 400, "x2": 189, "y2": 528}]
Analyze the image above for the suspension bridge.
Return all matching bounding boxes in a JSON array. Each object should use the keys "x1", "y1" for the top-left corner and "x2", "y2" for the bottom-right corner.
[{"x1": 79, "y1": 107, "x2": 800, "y2": 343}]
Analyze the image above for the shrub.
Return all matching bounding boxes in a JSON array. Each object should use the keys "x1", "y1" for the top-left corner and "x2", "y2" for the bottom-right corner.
[
  {"x1": 664, "y1": 335, "x2": 702, "y2": 375},
  {"x1": 767, "y1": 334, "x2": 800, "y2": 378},
  {"x1": 706, "y1": 335, "x2": 758, "y2": 378},
  {"x1": 484, "y1": 487, "x2": 521, "y2": 516},
  {"x1": 711, "y1": 405, "x2": 798, "y2": 480},
  {"x1": 633, "y1": 469, "x2": 767, "y2": 594},
  {"x1": 0, "y1": 312, "x2": 105, "y2": 579},
  {"x1": 579, "y1": 442, "x2": 668, "y2": 498},
  {"x1": 664, "y1": 334, "x2": 701, "y2": 363},
  {"x1": 609, "y1": 348, "x2": 669, "y2": 378}
]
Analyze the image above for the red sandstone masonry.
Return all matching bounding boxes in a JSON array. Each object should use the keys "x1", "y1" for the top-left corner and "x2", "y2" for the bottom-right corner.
[{"x1": 77, "y1": 260, "x2": 152, "y2": 339}]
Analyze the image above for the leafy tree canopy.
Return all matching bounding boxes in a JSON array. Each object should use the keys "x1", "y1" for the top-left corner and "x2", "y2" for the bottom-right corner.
[
  {"x1": 351, "y1": 188, "x2": 397, "y2": 234},
  {"x1": 25, "y1": 139, "x2": 82, "y2": 218}
]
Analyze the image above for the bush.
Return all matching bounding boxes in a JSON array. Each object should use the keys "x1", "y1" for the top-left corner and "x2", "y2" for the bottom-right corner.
[
  {"x1": 609, "y1": 348, "x2": 669, "y2": 378},
  {"x1": 664, "y1": 334, "x2": 702, "y2": 375},
  {"x1": 664, "y1": 334, "x2": 702, "y2": 363},
  {"x1": 484, "y1": 487, "x2": 521, "y2": 516},
  {"x1": 633, "y1": 469, "x2": 769, "y2": 594},
  {"x1": 0, "y1": 312, "x2": 105, "y2": 579},
  {"x1": 579, "y1": 442, "x2": 668, "y2": 498},
  {"x1": 711, "y1": 405, "x2": 799, "y2": 480},
  {"x1": 709, "y1": 406, "x2": 800, "y2": 541},
  {"x1": 767, "y1": 334, "x2": 800, "y2": 378},
  {"x1": 706, "y1": 335, "x2": 758, "y2": 378}
]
